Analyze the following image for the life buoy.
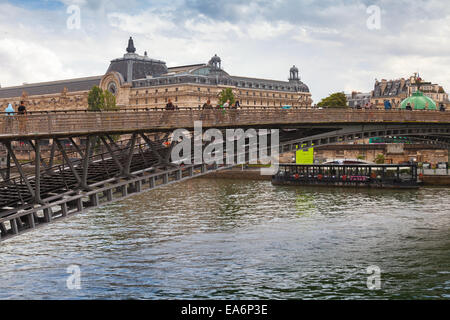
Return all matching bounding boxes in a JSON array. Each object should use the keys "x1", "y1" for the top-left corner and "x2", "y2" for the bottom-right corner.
[
  {"x1": 342, "y1": 175, "x2": 347, "y2": 181},
  {"x1": 317, "y1": 174, "x2": 323, "y2": 180},
  {"x1": 370, "y1": 172, "x2": 377, "y2": 179},
  {"x1": 294, "y1": 174, "x2": 299, "y2": 179},
  {"x1": 419, "y1": 173, "x2": 423, "y2": 179}
]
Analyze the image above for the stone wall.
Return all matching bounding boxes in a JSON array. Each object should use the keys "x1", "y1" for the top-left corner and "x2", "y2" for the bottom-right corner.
[
  {"x1": 285, "y1": 144, "x2": 448, "y2": 165},
  {"x1": 1, "y1": 89, "x2": 89, "y2": 112}
]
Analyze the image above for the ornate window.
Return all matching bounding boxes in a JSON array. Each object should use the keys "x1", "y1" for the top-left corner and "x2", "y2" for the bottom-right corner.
[{"x1": 107, "y1": 81, "x2": 117, "y2": 96}]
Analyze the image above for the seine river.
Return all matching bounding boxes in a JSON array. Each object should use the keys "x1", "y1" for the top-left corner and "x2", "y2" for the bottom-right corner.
[{"x1": 0, "y1": 178, "x2": 449, "y2": 299}]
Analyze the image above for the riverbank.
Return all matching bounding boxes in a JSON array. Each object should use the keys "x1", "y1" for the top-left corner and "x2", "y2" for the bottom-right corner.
[{"x1": 202, "y1": 167, "x2": 450, "y2": 186}]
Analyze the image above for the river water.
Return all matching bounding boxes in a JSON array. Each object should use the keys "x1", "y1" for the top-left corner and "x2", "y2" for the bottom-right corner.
[{"x1": 0, "y1": 178, "x2": 449, "y2": 299}]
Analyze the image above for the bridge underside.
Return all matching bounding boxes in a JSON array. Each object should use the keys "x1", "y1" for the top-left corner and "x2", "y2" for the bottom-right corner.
[{"x1": 0, "y1": 122, "x2": 449, "y2": 241}]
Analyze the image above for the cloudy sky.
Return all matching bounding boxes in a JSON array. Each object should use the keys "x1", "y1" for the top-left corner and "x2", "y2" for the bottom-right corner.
[{"x1": 0, "y1": 0, "x2": 449, "y2": 102}]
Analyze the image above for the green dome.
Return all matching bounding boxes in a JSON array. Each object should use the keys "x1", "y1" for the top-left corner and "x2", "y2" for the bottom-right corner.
[{"x1": 400, "y1": 91, "x2": 436, "y2": 110}]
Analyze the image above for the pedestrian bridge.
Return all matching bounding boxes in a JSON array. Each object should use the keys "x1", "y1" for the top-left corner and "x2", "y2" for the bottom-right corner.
[
  {"x1": 0, "y1": 107, "x2": 449, "y2": 242},
  {"x1": 1, "y1": 107, "x2": 449, "y2": 139}
]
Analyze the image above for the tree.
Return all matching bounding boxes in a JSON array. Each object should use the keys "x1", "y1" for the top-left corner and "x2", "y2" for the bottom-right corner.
[
  {"x1": 218, "y1": 88, "x2": 235, "y2": 106},
  {"x1": 88, "y1": 87, "x2": 120, "y2": 145},
  {"x1": 317, "y1": 92, "x2": 348, "y2": 108},
  {"x1": 375, "y1": 153, "x2": 385, "y2": 164},
  {"x1": 88, "y1": 86, "x2": 105, "y2": 111},
  {"x1": 88, "y1": 86, "x2": 118, "y2": 111},
  {"x1": 104, "y1": 90, "x2": 118, "y2": 111}
]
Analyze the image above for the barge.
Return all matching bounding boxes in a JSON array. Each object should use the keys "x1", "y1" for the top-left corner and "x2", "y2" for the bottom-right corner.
[{"x1": 272, "y1": 163, "x2": 420, "y2": 189}]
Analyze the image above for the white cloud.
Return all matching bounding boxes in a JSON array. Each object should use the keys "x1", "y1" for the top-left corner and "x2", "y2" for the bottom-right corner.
[
  {"x1": 0, "y1": 0, "x2": 450, "y2": 103},
  {"x1": 108, "y1": 11, "x2": 177, "y2": 35}
]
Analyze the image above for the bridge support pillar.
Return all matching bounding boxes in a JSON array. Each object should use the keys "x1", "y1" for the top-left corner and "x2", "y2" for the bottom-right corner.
[
  {"x1": 89, "y1": 193, "x2": 99, "y2": 207},
  {"x1": 0, "y1": 222, "x2": 7, "y2": 237},
  {"x1": 135, "y1": 180, "x2": 142, "y2": 192},
  {"x1": 122, "y1": 133, "x2": 137, "y2": 177},
  {"x1": 44, "y1": 208, "x2": 52, "y2": 223},
  {"x1": 27, "y1": 213, "x2": 35, "y2": 229},
  {"x1": 105, "y1": 189, "x2": 113, "y2": 202},
  {"x1": 61, "y1": 202, "x2": 68, "y2": 217},
  {"x1": 149, "y1": 176, "x2": 155, "y2": 188},
  {"x1": 34, "y1": 140, "x2": 42, "y2": 204},
  {"x1": 80, "y1": 136, "x2": 94, "y2": 191}
]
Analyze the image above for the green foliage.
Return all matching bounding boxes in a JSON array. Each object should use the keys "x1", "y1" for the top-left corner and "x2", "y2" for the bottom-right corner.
[
  {"x1": 88, "y1": 86, "x2": 105, "y2": 111},
  {"x1": 104, "y1": 90, "x2": 118, "y2": 111},
  {"x1": 218, "y1": 88, "x2": 235, "y2": 106},
  {"x1": 317, "y1": 92, "x2": 348, "y2": 108},
  {"x1": 88, "y1": 86, "x2": 118, "y2": 111},
  {"x1": 357, "y1": 155, "x2": 365, "y2": 160},
  {"x1": 375, "y1": 153, "x2": 385, "y2": 164}
]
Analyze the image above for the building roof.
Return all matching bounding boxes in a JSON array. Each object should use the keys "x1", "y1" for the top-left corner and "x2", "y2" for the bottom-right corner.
[
  {"x1": 167, "y1": 64, "x2": 206, "y2": 74},
  {"x1": 373, "y1": 78, "x2": 410, "y2": 98},
  {"x1": 231, "y1": 75, "x2": 309, "y2": 92},
  {"x1": 0, "y1": 76, "x2": 102, "y2": 99}
]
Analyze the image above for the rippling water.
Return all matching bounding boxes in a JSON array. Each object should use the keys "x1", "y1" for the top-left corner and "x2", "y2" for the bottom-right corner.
[{"x1": 0, "y1": 178, "x2": 449, "y2": 299}]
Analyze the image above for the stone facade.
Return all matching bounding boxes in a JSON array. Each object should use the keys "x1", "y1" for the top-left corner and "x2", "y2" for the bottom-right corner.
[
  {"x1": 284, "y1": 143, "x2": 449, "y2": 165},
  {"x1": 0, "y1": 37, "x2": 312, "y2": 111},
  {"x1": 345, "y1": 91, "x2": 372, "y2": 108},
  {"x1": 409, "y1": 80, "x2": 449, "y2": 107},
  {"x1": 0, "y1": 76, "x2": 102, "y2": 112}
]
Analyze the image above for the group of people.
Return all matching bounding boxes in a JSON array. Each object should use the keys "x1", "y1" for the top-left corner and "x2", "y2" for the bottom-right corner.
[
  {"x1": 354, "y1": 100, "x2": 447, "y2": 112},
  {"x1": 164, "y1": 99, "x2": 241, "y2": 111},
  {"x1": 2, "y1": 101, "x2": 27, "y2": 133},
  {"x1": 201, "y1": 99, "x2": 240, "y2": 110},
  {"x1": 4, "y1": 101, "x2": 27, "y2": 115}
]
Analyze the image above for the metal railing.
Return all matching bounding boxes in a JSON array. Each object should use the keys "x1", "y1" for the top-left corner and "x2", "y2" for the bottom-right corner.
[{"x1": 0, "y1": 108, "x2": 449, "y2": 139}]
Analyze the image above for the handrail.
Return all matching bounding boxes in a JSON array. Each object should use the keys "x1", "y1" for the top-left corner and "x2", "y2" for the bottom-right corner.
[
  {"x1": 0, "y1": 108, "x2": 449, "y2": 140},
  {"x1": 1, "y1": 105, "x2": 446, "y2": 115}
]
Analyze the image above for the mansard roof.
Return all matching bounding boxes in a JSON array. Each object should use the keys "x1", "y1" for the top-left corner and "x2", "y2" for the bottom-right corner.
[
  {"x1": 373, "y1": 78, "x2": 410, "y2": 97},
  {"x1": 0, "y1": 76, "x2": 102, "y2": 99},
  {"x1": 131, "y1": 70, "x2": 310, "y2": 93},
  {"x1": 106, "y1": 37, "x2": 168, "y2": 82}
]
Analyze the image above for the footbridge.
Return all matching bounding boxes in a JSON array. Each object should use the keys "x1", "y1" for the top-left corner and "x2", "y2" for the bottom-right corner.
[{"x1": 1, "y1": 107, "x2": 449, "y2": 241}]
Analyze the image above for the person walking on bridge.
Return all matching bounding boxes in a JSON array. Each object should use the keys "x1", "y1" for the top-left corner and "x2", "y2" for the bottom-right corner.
[
  {"x1": 161, "y1": 98, "x2": 175, "y2": 124},
  {"x1": 165, "y1": 99, "x2": 175, "y2": 111},
  {"x1": 18, "y1": 101, "x2": 27, "y2": 132},
  {"x1": 384, "y1": 100, "x2": 392, "y2": 110},
  {"x1": 3, "y1": 103, "x2": 15, "y2": 134},
  {"x1": 4, "y1": 103, "x2": 14, "y2": 115},
  {"x1": 202, "y1": 99, "x2": 213, "y2": 121}
]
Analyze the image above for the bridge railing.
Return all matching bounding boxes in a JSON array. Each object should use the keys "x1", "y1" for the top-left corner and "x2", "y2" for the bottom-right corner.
[{"x1": 0, "y1": 109, "x2": 449, "y2": 139}]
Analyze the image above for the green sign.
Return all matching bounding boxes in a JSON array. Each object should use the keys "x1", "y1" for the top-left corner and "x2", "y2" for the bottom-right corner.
[{"x1": 296, "y1": 144, "x2": 314, "y2": 164}]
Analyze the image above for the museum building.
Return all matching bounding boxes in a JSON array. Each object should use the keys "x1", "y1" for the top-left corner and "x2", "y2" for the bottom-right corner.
[{"x1": 0, "y1": 37, "x2": 312, "y2": 111}]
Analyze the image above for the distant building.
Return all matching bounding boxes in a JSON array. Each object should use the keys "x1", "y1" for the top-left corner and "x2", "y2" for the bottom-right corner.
[
  {"x1": 408, "y1": 74, "x2": 448, "y2": 107},
  {"x1": 0, "y1": 37, "x2": 312, "y2": 111},
  {"x1": 370, "y1": 73, "x2": 449, "y2": 109},
  {"x1": 371, "y1": 78, "x2": 410, "y2": 109},
  {"x1": 345, "y1": 91, "x2": 372, "y2": 108}
]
